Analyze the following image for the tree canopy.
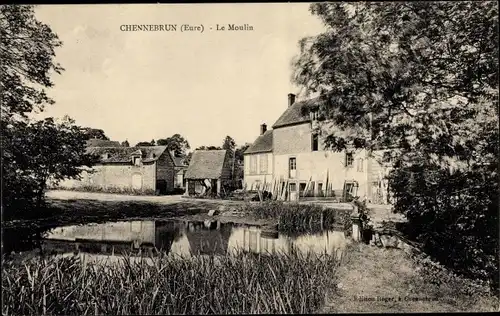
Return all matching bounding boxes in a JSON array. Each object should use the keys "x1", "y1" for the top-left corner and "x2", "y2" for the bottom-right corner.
[
  {"x1": 1, "y1": 5, "x2": 97, "y2": 217},
  {"x1": 293, "y1": 2, "x2": 498, "y2": 289},
  {"x1": 81, "y1": 128, "x2": 109, "y2": 140},
  {"x1": 222, "y1": 135, "x2": 236, "y2": 153},
  {"x1": 0, "y1": 5, "x2": 64, "y2": 120},
  {"x1": 157, "y1": 134, "x2": 190, "y2": 157},
  {"x1": 293, "y1": 2, "x2": 498, "y2": 163},
  {"x1": 135, "y1": 139, "x2": 156, "y2": 147}
]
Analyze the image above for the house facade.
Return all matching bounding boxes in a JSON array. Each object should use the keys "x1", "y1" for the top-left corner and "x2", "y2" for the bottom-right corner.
[
  {"x1": 244, "y1": 93, "x2": 393, "y2": 202},
  {"x1": 56, "y1": 145, "x2": 178, "y2": 194},
  {"x1": 243, "y1": 124, "x2": 273, "y2": 189}
]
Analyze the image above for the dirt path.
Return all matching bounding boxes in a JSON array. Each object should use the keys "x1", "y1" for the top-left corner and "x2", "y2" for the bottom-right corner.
[
  {"x1": 45, "y1": 190, "x2": 239, "y2": 205},
  {"x1": 322, "y1": 243, "x2": 498, "y2": 313}
]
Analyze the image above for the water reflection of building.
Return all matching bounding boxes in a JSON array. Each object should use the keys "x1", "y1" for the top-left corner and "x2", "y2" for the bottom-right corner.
[
  {"x1": 227, "y1": 224, "x2": 348, "y2": 258},
  {"x1": 184, "y1": 220, "x2": 232, "y2": 255},
  {"x1": 42, "y1": 219, "x2": 349, "y2": 260},
  {"x1": 43, "y1": 220, "x2": 184, "y2": 256}
]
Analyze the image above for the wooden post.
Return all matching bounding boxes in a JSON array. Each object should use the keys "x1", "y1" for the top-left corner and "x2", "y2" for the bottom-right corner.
[
  {"x1": 216, "y1": 179, "x2": 221, "y2": 195},
  {"x1": 351, "y1": 213, "x2": 362, "y2": 242},
  {"x1": 320, "y1": 210, "x2": 325, "y2": 229},
  {"x1": 184, "y1": 180, "x2": 190, "y2": 196}
]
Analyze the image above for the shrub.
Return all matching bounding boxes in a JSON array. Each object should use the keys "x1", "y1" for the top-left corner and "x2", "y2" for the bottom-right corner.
[{"x1": 388, "y1": 164, "x2": 499, "y2": 292}]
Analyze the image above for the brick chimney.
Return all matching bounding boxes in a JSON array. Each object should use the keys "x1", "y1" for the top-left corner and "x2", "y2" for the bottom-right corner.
[
  {"x1": 288, "y1": 93, "x2": 296, "y2": 107},
  {"x1": 260, "y1": 123, "x2": 267, "y2": 135}
]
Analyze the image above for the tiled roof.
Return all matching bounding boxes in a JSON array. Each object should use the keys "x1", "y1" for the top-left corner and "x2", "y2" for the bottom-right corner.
[
  {"x1": 85, "y1": 139, "x2": 121, "y2": 147},
  {"x1": 244, "y1": 130, "x2": 273, "y2": 154},
  {"x1": 171, "y1": 152, "x2": 188, "y2": 167},
  {"x1": 185, "y1": 150, "x2": 228, "y2": 179},
  {"x1": 272, "y1": 96, "x2": 322, "y2": 129},
  {"x1": 86, "y1": 146, "x2": 168, "y2": 163}
]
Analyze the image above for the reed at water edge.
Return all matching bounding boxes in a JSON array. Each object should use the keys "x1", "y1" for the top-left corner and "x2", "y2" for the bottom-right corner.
[
  {"x1": 241, "y1": 201, "x2": 352, "y2": 234},
  {"x1": 2, "y1": 248, "x2": 341, "y2": 315}
]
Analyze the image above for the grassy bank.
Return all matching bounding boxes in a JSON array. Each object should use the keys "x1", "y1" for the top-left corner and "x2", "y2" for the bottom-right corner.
[
  {"x1": 241, "y1": 201, "x2": 352, "y2": 234},
  {"x1": 322, "y1": 243, "x2": 498, "y2": 313},
  {"x1": 2, "y1": 249, "x2": 340, "y2": 315},
  {"x1": 3, "y1": 196, "x2": 236, "y2": 229}
]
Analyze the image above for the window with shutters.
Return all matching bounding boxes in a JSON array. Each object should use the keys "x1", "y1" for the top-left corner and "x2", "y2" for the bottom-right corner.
[
  {"x1": 345, "y1": 152, "x2": 354, "y2": 167},
  {"x1": 289, "y1": 157, "x2": 297, "y2": 178},
  {"x1": 312, "y1": 133, "x2": 319, "y2": 151},
  {"x1": 259, "y1": 155, "x2": 268, "y2": 174},
  {"x1": 250, "y1": 155, "x2": 257, "y2": 174},
  {"x1": 357, "y1": 158, "x2": 364, "y2": 172}
]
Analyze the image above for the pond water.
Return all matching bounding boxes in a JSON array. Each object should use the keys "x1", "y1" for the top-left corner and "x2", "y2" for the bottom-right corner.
[
  {"x1": 3, "y1": 219, "x2": 351, "y2": 264},
  {"x1": 42, "y1": 219, "x2": 348, "y2": 260}
]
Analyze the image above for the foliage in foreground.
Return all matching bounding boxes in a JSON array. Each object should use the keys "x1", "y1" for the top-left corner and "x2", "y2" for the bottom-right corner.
[
  {"x1": 242, "y1": 201, "x2": 352, "y2": 234},
  {"x1": 2, "y1": 250, "x2": 339, "y2": 315},
  {"x1": 293, "y1": 2, "x2": 499, "y2": 290},
  {"x1": 2, "y1": 118, "x2": 98, "y2": 218},
  {"x1": 1, "y1": 6, "x2": 98, "y2": 218}
]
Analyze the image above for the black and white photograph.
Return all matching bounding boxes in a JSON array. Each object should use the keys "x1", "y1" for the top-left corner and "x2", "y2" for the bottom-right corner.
[{"x1": 1, "y1": 2, "x2": 498, "y2": 314}]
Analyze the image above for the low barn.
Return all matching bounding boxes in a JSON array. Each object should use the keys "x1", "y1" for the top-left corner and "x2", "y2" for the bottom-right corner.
[
  {"x1": 184, "y1": 150, "x2": 232, "y2": 197},
  {"x1": 57, "y1": 146, "x2": 178, "y2": 194}
]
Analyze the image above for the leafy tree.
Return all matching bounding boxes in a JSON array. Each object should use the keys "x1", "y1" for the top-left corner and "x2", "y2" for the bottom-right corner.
[
  {"x1": 121, "y1": 140, "x2": 130, "y2": 147},
  {"x1": 2, "y1": 117, "x2": 98, "y2": 218},
  {"x1": 222, "y1": 135, "x2": 236, "y2": 152},
  {"x1": 235, "y1": 143, "x2": 250, "y2": 163},
  {"x1": 1, "y1": 5, "x2": 98, "y2": 218},
  {"x1": 222, "y1": 136, "x2": 237, "y2": 181},
  {"x1": 0, "y1": 5, "x2": 63, "y2": 120},
  {"x1": 136, "y1": 139, "x2": 155, "y2": 147},
  {"x1": 157, "y1": 134, "x2": 190, "y2": 157},
  {"x1": 81, "y1": 127, "x2": 109, "y2": 140},
  {"x1": 293, "y1": 2, "x2": 498, "y2": 289},
  {"x1": 196, "y1": 145, "x2": 222, "y2": 151}
]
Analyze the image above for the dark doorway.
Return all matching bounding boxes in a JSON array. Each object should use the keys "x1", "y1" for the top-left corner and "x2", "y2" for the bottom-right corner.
[{"x1": 156, "y1": 180, "x2": 167, "y2": 194}]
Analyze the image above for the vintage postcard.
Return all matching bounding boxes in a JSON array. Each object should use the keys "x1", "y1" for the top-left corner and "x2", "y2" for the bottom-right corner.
[{"x1": 1, "y1": 2, "x2": 498, "y2": 314}]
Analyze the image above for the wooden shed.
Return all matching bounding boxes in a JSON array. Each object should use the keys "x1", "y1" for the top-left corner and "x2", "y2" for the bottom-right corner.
[{"x1": 184, "y1": 150, "x2": 232, "y2": 197}]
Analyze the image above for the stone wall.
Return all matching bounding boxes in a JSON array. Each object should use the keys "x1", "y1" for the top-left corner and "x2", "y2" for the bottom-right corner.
[{"x1": 57, "y1": 162, "x2": 157, "y2": 193}]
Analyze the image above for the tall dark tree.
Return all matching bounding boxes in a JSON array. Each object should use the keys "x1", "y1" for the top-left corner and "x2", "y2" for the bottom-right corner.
[
  {"x1": 235, "y1": 143, "x2": 250, "y2": 162},
  {"x1": 222, "y1": 136, "x2": 237, "y2": 182},
  {"x1": 1, "y1": 6, "x2": 98, "y2": 217},
  {"x1": 121, "y1": 140, "x2": 130, "y2": 147},
  {"x1": 157, "y1": 134, "x2": 190, "y2": 157},
  {"x1": 1, "y1": 5, "x2": 63, "y2": 120},
  {"x1": 293, "y1": 2, "x2": 498, "y2": 289},
  {"x1": 222, "y1": 135, "x2": 236, "y2": 152}
]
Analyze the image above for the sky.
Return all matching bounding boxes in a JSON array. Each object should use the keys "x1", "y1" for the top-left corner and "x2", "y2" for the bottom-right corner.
[{"x1": 34, "y1": 3, "x2": 326, "y2": 149}]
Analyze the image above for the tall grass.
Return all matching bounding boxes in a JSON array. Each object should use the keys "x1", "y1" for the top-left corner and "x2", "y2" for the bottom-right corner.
[
  {"x1": 242, "y1": 201, "x2": 352, "y2": 234},
  {"x1": 2, "y1": 249, "x2": 339, "y2": 315}
]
